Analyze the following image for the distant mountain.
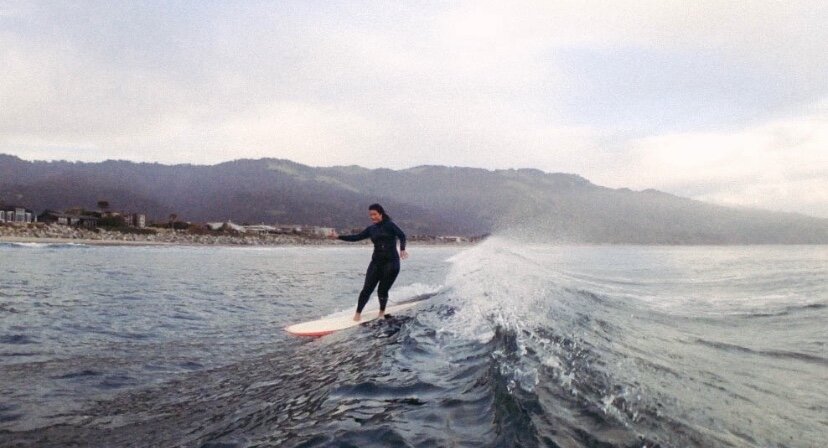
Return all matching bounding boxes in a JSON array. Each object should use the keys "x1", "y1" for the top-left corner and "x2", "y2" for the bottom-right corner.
[{"x1": 1, "y1": 153, "x2": 826, "y2": 243}]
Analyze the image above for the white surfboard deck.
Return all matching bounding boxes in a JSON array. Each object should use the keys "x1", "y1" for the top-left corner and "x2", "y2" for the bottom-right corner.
[{"x1": 285, "y1": 301, "x2": 422, "y2": 337}]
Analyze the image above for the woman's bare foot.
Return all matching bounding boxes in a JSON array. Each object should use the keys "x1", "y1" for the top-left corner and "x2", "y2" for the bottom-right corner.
[
  {"x1": 353, "y1": 313, "x2": 361, "y2": 321},
  {"x1": 377, "y1": 310, "x2": 385, "y2": 319}
]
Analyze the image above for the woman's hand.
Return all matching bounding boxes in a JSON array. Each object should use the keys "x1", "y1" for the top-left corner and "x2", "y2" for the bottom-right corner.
[
  {"x1": 328, "y1": 230, "x2": 339, "y2": 239},
  {"x1": 400, "y1": 250, "x2": 409, "y2": 260}
]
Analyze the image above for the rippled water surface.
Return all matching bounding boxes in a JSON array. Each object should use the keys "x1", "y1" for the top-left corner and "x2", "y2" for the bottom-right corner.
[{"x1": 1, "y1": 240, "x2": 826, "y2": 447}]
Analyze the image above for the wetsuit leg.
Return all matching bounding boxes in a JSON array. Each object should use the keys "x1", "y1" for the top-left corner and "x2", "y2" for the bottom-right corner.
[
  {"x1": 356, "y1": 260, "x2": 381, "y2": 313},
  {"x1": 376, "y1": 259, "x2": 400, "y2": 311}
]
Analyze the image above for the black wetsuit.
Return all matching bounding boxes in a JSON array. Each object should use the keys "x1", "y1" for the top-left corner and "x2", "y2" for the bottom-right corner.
[{"x1": 338, "y1": 220, "x2": 406, "y2": 313}]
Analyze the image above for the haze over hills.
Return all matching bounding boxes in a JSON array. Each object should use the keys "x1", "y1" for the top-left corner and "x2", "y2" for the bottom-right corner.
[{"x1": 1, "y1": 153, "x2": 826, "y2": 243}]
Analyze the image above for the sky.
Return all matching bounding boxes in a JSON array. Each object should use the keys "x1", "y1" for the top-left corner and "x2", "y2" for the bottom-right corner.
[{"x1": 1, "y1": 1, "x2": 827, "y2": 217}]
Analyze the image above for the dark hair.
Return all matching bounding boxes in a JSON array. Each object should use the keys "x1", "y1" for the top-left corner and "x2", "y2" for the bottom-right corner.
[{"x1": 369, "y1": 203, "x2": 391, "y2": 222}]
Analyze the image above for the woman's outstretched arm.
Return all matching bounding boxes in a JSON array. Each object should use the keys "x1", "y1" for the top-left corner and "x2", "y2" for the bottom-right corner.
[{"x1": 337, "y1": 226, "x2": 371, "y2": 242}]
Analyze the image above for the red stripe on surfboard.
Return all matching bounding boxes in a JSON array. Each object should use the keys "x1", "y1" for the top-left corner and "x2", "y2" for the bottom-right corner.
[{"x1": 284, "y1": 328, "x2": 335, "y2": 337}]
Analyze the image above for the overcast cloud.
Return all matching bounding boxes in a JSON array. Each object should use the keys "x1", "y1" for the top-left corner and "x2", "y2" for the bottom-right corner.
[{"x1": 1, "y1": 1, "x2": 826, "y2": 217}]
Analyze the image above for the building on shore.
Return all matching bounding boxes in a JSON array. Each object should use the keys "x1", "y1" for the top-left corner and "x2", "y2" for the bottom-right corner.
[
  {"x1": 121, "y1": 213, "x2": 147, "y2": 228},
  {"x1": 0, "y1": 206, "x2": 36, "y2": 224},
  {"x1": 276, "y1": 225, "x2": 304, "y2": 234},
  {"x1": 37, "y1": 210, "x2": 99, "y2": 229},
  {"x1": 205, "y1": 221, "x2": 246, "y2": 233},
  {"x1": 305, "y1": 226, "x2": 336, "y2": 237},
  {"x1": 202, "y1": 222, "x2": 335, "y2": 237},
  {"x1": 437, "y1": 235, "x2": 469, "y2": 243},
  {"x1": 101, "y1": 211, "x2": 146, "y2": 228},
  {"x1": 407, "y1": 234, "x2": 472, "y2": 243},
  {"x1": 243, "y1": 224, "x2": 276, "y2": 234},
  {"x1": 241, "y1": 223, "x2": 314, "y2": 234}
]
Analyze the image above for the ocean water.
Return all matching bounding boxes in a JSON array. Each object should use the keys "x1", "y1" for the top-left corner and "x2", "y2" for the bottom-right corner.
[{"x1": 0, "y1": 239, "x2": 826, "y2": 447}]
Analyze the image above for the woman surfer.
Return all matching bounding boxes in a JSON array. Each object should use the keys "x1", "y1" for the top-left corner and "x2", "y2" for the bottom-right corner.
[{"x1": 332, "y1": 203, "x2": 408, "y2": 321}]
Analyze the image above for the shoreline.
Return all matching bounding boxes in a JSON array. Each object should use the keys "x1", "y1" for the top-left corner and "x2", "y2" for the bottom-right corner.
[
  {"x1": 0, "y1": 224, "x2": 477, "y2": 248},
  {"x1": 0, "y1": 236, "x2": 173, "y2": 246},
  {"x1": 0, "y1": 235, "x2": 475, "y2": 248}
]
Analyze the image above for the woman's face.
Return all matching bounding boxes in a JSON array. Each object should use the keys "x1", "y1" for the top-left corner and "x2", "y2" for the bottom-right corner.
[{"x1": 369, "y1": 210, "x2": 382, "y2": 224}]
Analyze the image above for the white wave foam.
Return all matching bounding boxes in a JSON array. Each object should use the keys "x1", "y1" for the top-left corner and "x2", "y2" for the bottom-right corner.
[
  {"x1": 426, "y1": 237, "x2": 579, "y2": 392},
  {"x1": 438, "y1": 237, "x2": 566, "y2": 339}
]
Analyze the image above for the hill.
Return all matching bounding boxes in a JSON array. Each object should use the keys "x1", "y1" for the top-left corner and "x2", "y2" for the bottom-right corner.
[{"x1": 1, "y1": 154, "x2": 826, "y2": 243}]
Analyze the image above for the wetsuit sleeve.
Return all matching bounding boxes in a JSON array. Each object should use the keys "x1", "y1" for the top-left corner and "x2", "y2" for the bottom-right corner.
[
  {"x1": 389, "y1": 221, "x2": 406, "y2": 251},
  {"x1": 338, "y1": 226, "x2": 371, "y2": 242}
]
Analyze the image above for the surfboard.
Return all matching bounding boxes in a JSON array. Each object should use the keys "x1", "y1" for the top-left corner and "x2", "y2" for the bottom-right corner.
[{"x1": 285, "y1": 301, "x2": 422, "y2": 337}]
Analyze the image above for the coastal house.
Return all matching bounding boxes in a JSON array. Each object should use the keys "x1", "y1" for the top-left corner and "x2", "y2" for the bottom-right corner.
[
  {"x1": 205, "y1": 221, "x2": 246, "y2": 233},
  {"x1": 438, "y1": 235, "x2": 467, "y2": 243},
  {"x1": 244, "y1": 224, "x2": 276, "y2": 234},
  {"x1": 307, "y1": 226, "x2": 336, "y2": 237},
  {"x1": 285, "y1": 225, "x2": 336, "y2": 237},
  {"x1": 275, "y1": 224, "x2": 303, "y2": 234},
  {"x1": 90, "y1": 210, "x2": 146, "y2": 228},
  {"x1": 38, "y1": 210, "x2": 98, "y2": 229},
  {"x1": 0, "y1": 206, "x2": 36, "y2": 224},
  {"x1": 63, "y1": 207, "x2": 89, "y2": 216},
  {"x1": 121, "y1": 213, "x2": 147, "y2": 228}
]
